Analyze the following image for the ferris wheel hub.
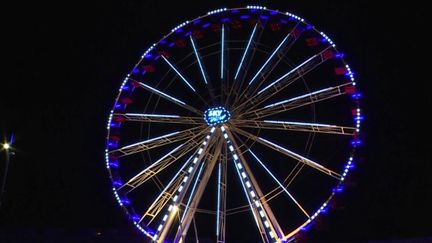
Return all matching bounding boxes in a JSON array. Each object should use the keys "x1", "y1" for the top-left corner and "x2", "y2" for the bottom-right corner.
[{"x1": 204, "y1": 106, "x2": 231, "y2": 126}]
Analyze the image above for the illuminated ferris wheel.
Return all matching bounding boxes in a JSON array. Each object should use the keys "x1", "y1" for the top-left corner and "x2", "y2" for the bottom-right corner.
[{"x1": 105, "y1": 6, "x2": 362, "y2": 242}]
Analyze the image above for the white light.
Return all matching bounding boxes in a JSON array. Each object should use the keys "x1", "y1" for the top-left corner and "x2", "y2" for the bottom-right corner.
[
  {"x1": 246, "y1": 181, "x2": 251, "y2": 188},
  {"x1": 188, "y1": 167, "x2": 193, "y2": 173},
  {"x1": 3, "y1": 143, "x2": 10, "y2": 150},
  {"x1": 173, "y1": 195, "x2": 178, "y2": 202},
  {"x1": 269, "y1": 231, "x2": 275, "y2": 238},
  {"x1": 178, "y1": 186, "x2": 184, "y2": 192},
  {"x1": 264, "y1": 120, "x2": 336, "y2": 127},
  {"x1": 168, "y1": 205, "x2": 173, "y2": 212},
  {"x1": 264, "y1": 221, "x2": 270, "y2": 228},
  {"x1": 258, "y1": 55, "x2": 317, "y2": 94},
  {"x1": 233, "y1": 154, "x2": 238, "y2": 160},
  {"x1": 250, "y1": 191, "x2": 256, "y2": 197},
  {"x1": 124, "y1": 113, "x2": 180, "y2": 118},
  {"x1": 211, "y1": 127, "x2": 216, "y2": 133},
  {"x1": 249, "y1": 33, "x2": 291, "y2": 85},
  {"x1": 203, "y1": 141, "x2": 207, "y2": 145},
  {"x1": 235, "y1": 24, "x2": 258, "y2": 80},
  {"x1": 223, "y1": 133, "x2": 228, "y2": 139},
  {"x1": 162, "y1": 56, "x2": 196, "y2": 92},
  {"x1": 137, "y1": 82, "x2": 186, "y2": 105},
  {"x1": 221, "y1": 24, "x2": 225, "y2": 79},
  {"x1": 198, "y1": 148, "x2": 203, "y2": 154},
  {"x1": 157, "y1": 224, "x2": 163, "y2": 231},
  {"x1": 206, "y1": 135, "x2": 211, "y2": 139},
  {"x1": 259, "y1": 210, "x2": 265, "y2": 217},
  {"x1": 229, "y1": 145, "x2": 234, "y2": 151},
  {"x1": 163, "y1": 214, "x2": 168, "y2": 221},
  {"x1": 190, "y1": 37, "x2": 209, "y2": 84},
  {"x1": 183, "y1": 176, "x2": 189, "y2": 182},
  {"x1": 216, "y1": 162, "x2": 221, "y2": 236},
  {"x1": 181, "y1": 163, "x2": 205, "y2": 221},
  {"x1": 193, "y1": 157, "x2": 198, "y2": 163},
  {"x1": 265, "y1": 87, "x2": 334, "y2": 108},
  {"x1": 237, "y1": 163, "x2": 243, "y2": 169},
  {"x1": 221, "y1": 126, "x2": 226, "y2": 132},
  {"x1": 241, "y1": 172, "x2": 247, "y2": 178},
  {"x1": 255, "y1": 201, "x2": 261, "y2": 207}
]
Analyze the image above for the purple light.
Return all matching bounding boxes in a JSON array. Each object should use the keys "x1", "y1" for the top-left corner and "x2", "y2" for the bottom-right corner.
[
  {"x1": 132, "y1": 68, "x2": 140, "y2": 74},
  {"x1": 183, "y1": 31, "x2": 192, "y2": 37},
  {"x1": 288, "y1": 16, "x2": 295, "y2": 20},
  {"x1": 231, "y1": 9, "x2": 239, "y2": 13},
  {"x1": 122, "y1": 198, "x2": 131, "y2": 205},
  {"x1": 113, "y1": 180, "x2": 122, "y2": 186},
  {"x1": 221, "y1": 17, "x2": 230, "y2": 22},
  {"x1": 351, "y1": 139, "x2": 362, "y2": 147},
  {"x1": 131, "y1": 214, "x2": 140, "y2": 222},
  {"x1": 202, "y1": 22, "x2": 211, "y2": 28},
  {"x1": 335, "y1": 53, "x2": 344, "y2": 58},
  {"x1": 270, "y1": 10, "x2": 278, "y2": 15},
  {"x1": 144, "y1": 53, "x2": 153, "y2": 59},
  {"x1": 306, "y1": 24, "x2": 313, "y2": 30},
  {"x1": 160, "y1": 39, "x2": 167, "y2": 44},
  {"x1": 108, "y1": 141, "x2": 118, "y2": 148},
  {"x1": 175, "y1": 28, "x2": 183, "y2": 33},
  {"x1": 168, "y1": 42, "x2": 175, "y2": 48},
  {"x1": 333, "y1": 186, "x2": 344, "y2": 193},
  {"x1": 321, "y1": 37, "x2": 327, "y2": 42},
  {"x1": 240, "y1": 15, "x2": 250, "y2": 19},
  {"x1": 110, "y1": 161, "x2": 119, "y2": 169},
  {"x1": 352, "y1": 93, "x2": 362, "y2": 99},
  {"x1": 110, "y1": 122, "x2": 121, "y2": 128},
  {"x1": 260, "y1": 15, "x2": 269, "y2": 19},
  {"x1": 193, "y1": 19, "x2": 202, "y2": 24}
]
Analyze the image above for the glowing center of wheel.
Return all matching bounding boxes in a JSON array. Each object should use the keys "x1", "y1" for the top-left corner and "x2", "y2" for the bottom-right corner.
[{"x1": 204, "y1": 107, "x2": 230, "y2": 126}]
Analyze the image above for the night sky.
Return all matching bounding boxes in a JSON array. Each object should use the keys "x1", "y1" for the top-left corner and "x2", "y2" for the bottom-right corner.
[{"x1": 1, "y1": 1, "x2": 430, "y2": 242}]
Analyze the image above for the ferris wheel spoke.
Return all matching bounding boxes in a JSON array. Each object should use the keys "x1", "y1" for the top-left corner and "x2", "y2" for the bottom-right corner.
[
  {"x1": 190, "y1": 36, "x2": 210, "y2": 85},
  {"x1": 216, "y1": 146, "x2": 227, "y2": 242},
  {"x1": 249, "y1": 150, "x2": 310, "y2": 218},
  {"x1": 113, "y1": 113, "x2": 203, "y2": 125},
  {"x1": 231, "y1": 119, "x2": 357, "y2": 136},
  {"x1": 174, "y1": 136, "x2": 224, "y2": 243},
  {"x1": 111, "y1": 126, "x2": 206, "y2": 157},
  {"x1": 221, "y1": 126, "x2": 284, "y2": 242},
  {"x1": 244, "y1": 82, "x2": 354, "y2": 120},
  {"x1": 231, "y1": 127, "x2": 342, "y2": 180},
  {"x1": 155, "y1": 128, "x2": 218, "y2": 242},
  {"x1": 234, "y1": 46, "x2": 333, "y2": 115},
  {"x1": 220, "y1": 24, "x2": 225, "y2": 80},
  {"x1": 161, "y1": 55, "x2": 197, "y2": 92},
  {"x1": 248, "y1": 21, "x2": 303, "y2": 86},
  {"x1": 234, "y1": 23, "x2": 258, "y2": 81},
  {"x1": 133, "y1": 80, "x2": 203, "y2": 115},
  {"x1": 119, "y1": 132, "x2": 208, "y2": 194}
]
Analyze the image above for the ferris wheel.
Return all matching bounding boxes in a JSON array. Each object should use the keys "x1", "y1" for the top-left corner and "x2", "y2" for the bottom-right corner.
[{"x1": 105, "y1": 6, "x2": 362, "y2": 243}]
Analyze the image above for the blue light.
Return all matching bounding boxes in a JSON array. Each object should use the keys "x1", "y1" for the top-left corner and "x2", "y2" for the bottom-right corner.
[{"x1": 204, "y1": 107, "x2": 230, "y2": 126}]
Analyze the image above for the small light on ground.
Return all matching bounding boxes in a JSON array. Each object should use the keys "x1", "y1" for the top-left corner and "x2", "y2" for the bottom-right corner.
[{"x1": 2, "y1": 143, "x2": 10, "y2": 150}]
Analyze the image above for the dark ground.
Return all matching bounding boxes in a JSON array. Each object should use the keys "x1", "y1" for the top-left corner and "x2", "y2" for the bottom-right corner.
[{"x1": 0, "y1": 1, "x2": 430, "y2": 242}]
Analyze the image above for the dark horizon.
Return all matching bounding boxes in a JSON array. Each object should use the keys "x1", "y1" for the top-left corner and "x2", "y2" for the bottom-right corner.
[{"x1": 0, "y1": 1, "x2": 430, "y2": 242}]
